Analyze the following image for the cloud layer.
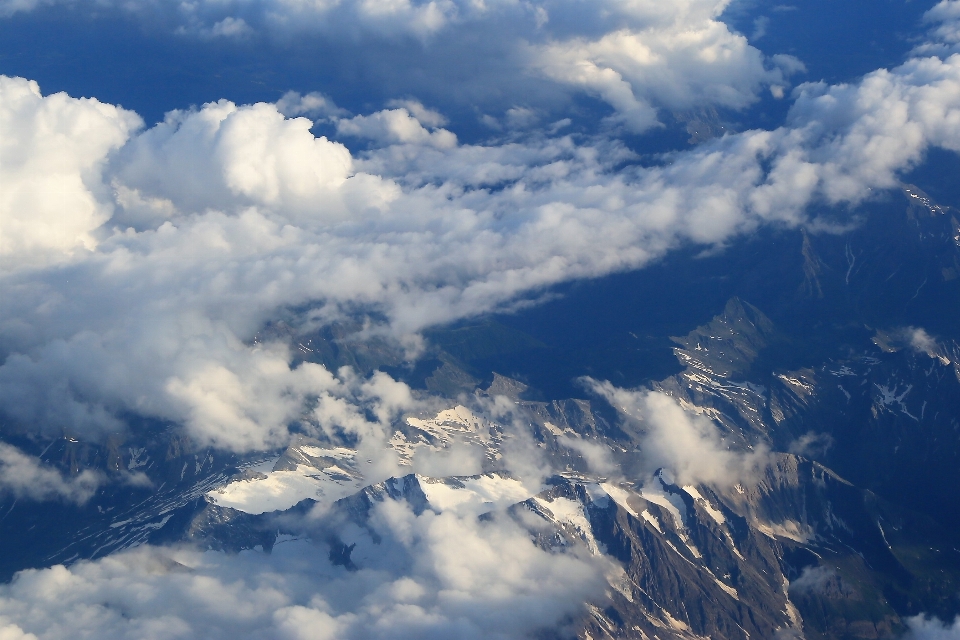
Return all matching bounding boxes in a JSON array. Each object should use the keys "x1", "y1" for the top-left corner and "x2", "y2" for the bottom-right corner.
[
  {"x1": 4, "y1": 3, "x2": 960, "y2": 459},
  {"x1": 0, "y1": 0, "x2": 799, "y2": 134},
  {"x1": 2, "y1": 3, "x2": 960, "y2": 640},
  {"x1": 0, "y1": 501, "x2": 605, "y2": 639}
]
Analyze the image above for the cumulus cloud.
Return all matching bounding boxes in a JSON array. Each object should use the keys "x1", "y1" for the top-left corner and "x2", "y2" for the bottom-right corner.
[
  {"x1": 586, "y1": 381, "x2": 770, "y2": 486},
  {"x1": 0, "y1": 76, "x2": 141, "y2": 269},
  {"x1": 533, "y1": 17, "x2": 801, "y2": 131},
  {"x1": 916, "y1": 1, "x2": 960, "y2": 56},
  {"x1": 0, "y1": 444, "x2": 101, "y2": 504},
  {"x1": 336, "y1": 106, "x2": 458, "y2": 148},
  {"x1": 109, "y1": 100, "x2": 355, "y2": 228},
  {"x1": 0, "y1": 498, "x2": 606, "y2": 639}
]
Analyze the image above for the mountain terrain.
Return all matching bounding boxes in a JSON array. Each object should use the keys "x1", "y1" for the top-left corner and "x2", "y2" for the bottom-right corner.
[{"x1": 2, "y1": 184, "x2": 960, "y2": 639}]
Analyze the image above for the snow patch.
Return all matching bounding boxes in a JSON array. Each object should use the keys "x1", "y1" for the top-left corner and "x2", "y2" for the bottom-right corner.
[
  {"x1": 600, "y1": 482, "x2": 640, "y2": 519},
  {"x1": 418, "y1": 474, "x2": 533, "y2": 517},
  {"x1": 641, "y1": 510, "x2": 663, "y2": 533},
  {"x1": 209, "y1": 464, "x2": 363, "y2": 515},
  {"x1": 535, "y1": 496, "x2": 600, "y2": 555},
  {"x1": 754, "y1": 519, "x2": 812, "y2": 543},
  {"x1": 875, "y1": 382, "x2": 918, "y2": 420},
  {"x1": 683, "y1": 485, "x2": 725, "y2": 525},
  {"x1": 299, "y1": 446, "x2": 355, "y2": 460},
  {"x1": 713, "y1": 578, "x2": 739, "y2": 600},
  {"x1": 542, "y1": 421, "x2": 574, "y2": 437},
  {"x1": 639, "y1": 486, "x2": 686, "y2": 527}
]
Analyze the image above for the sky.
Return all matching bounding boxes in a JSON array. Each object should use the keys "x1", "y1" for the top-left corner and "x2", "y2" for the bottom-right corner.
[{"x1": 3, "y1": 0, "x2": 960, "y2": 637}]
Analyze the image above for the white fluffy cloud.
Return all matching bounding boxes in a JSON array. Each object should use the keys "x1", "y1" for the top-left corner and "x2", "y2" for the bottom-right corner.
[
  {"x1": 918, "y1": 1, "x2": 960, "y2": 56},
  {"x1": 0, "y1": 499, "x2": 605, "y2": 639},
  {"x1": 0, "y1": 77, "x2": 141, "y2": 269},
  {"x1": 533, "y1": 14, "x2": 801, "y2": 131},
  {"x1": 336, "y1": 105, "x2": 457, "y2": 149},
  {"x1": 110, "y1": 100, "x2": 355, "y2": 229}
]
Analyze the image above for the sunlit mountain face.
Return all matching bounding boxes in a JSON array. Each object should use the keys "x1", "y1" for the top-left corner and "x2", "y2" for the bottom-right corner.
[{"x1": 4, "y1": 1, "x2": 960, "y2": 638}]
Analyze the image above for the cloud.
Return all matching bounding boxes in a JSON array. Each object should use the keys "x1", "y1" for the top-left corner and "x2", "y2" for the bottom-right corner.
[
  {"x1": 585, "y1": 381, "x2": 770, "y2": 486},
  {"x1": 0, "y1": 0, "x2": 802, "y2": 131},
  {"x1": 787, "y1": 431, "x2": 833, "y2": 457},
  {"x1": 788, "y1": 566, "x2": 837, "y2": 594},
  {"x1": 910, "y1": 327, "x2": 938, "y2": 352},
  {"x1": 336, "y1": 106, "x2": 458, "y2": 148},
  {"x1": 0, "y1": 76, "x2": 141, "y2": 269},
  {"x1": 0, "y1": 497, "x2": 606, "y2": 639},
  {"x1": 916, "y1": 1, "x2": 960, "y2": 56},
  {"x1": 410, "y1": 441, "x2": 484, "y2": 477},
  {"x1": 905, "y1": 615, "x2": 960, "y2": 639},
  {"x1": 872, "y1": 326, "x2": 951, "y2": 363},
  {"x1": 533, "y1": 18, "x2": 801, "y2": 131},
  {"x1": 109, "y1": 99, "x2": 355, "y2": 228},
  {"x1": 385, "y1": 99, "x2": 448, "y2": 128},
  {"x1": 0, "y1": 0, "x2": 43, "y2": 17},
  {"x1": 751, "y1": 16, "x2": 769, "y2": 41},
  {"x1": 559, "y1": 435, "x2": 617, "y2": 476},
  {"x1": 2, "y1": 0, "x2": 733, "y2": 37},
  {"x1": 176, "y1": 15, "x2": 254, "y2": 38},
  {"x1": 0, "y1": 317, "x2": 421, "y2": 453},
  {"x1": 4, "y1": 4, "x2": 960, "y2": 454},
  {"x1": 0, "y1": 444, "x2": 101, "y2": 504},
  {"x1": 276, "y1": 91, "x2": 349, "y2": 120}
]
